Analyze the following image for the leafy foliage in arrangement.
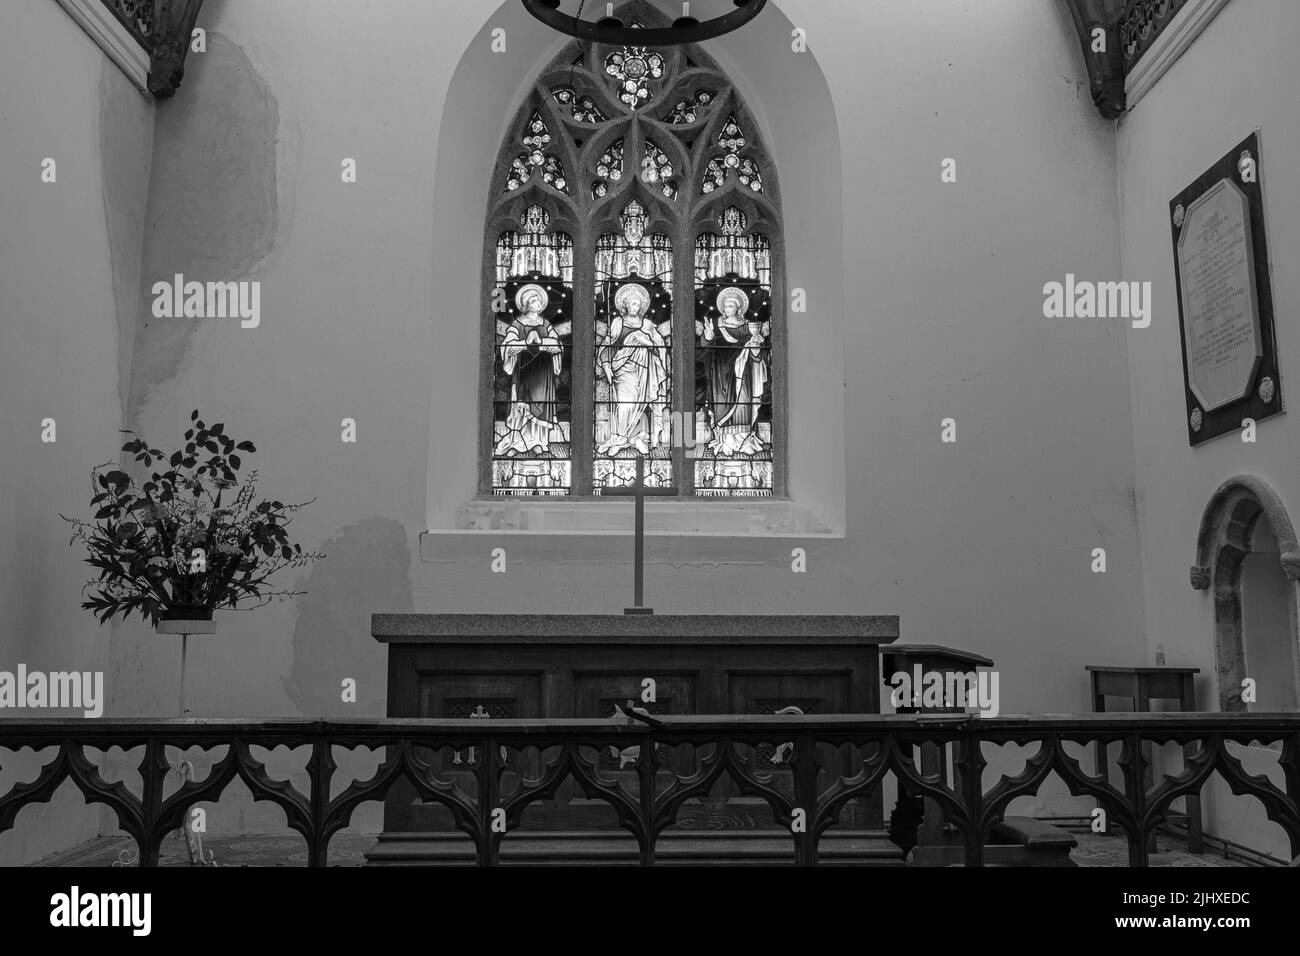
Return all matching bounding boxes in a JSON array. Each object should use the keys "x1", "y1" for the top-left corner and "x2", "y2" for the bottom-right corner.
[{"x1": 61, "y1": 411, "x2": 324, "y2": 625}]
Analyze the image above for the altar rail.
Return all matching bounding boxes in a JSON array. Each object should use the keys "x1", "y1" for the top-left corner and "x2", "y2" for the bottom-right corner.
[{"x1": 3, "y1": 714, "x2": 1298, "y2": 866}]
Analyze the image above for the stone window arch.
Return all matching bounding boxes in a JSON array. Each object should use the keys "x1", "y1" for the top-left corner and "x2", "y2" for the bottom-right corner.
[{"x1": 1189, "y1": 475, "x2": 1300, "y2": 711}]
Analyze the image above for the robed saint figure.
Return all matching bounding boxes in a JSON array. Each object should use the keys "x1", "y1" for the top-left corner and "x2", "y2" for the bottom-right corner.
[
  {"x1": 699, "y1": 286, "x2": 768, "y2": 456},
  {"x1": 496, "y1": 284, "x2": 564, "y2": 455},
  {"x1": 597, "y1": 282, "x2": 670, "y2": 457}
]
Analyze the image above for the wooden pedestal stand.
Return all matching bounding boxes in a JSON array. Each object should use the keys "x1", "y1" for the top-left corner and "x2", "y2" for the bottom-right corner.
[{"x1": 156, "y1": 618, "x2": 219, "y2": 866}]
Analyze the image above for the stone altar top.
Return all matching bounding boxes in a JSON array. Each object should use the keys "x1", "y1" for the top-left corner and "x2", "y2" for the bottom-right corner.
[{"x1": 372, "y1": 613, "x2": 899, "y2": 645}]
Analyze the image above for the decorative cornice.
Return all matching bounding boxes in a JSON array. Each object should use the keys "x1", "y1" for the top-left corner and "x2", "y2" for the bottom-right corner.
[
  {"x1": 98, "y1": 0, "x2": 155, "y2": 51},
  {"x1": 90, "y1": 0, "x2": 204, "y2": 99},
  {"x1": 1065, "y1": 0, "x2": 1231, "y2": 118},
  {"x1": 54, "y1": 0, "x2": 151, "y2": 94},
  {"x1": 1119, "y1": 0, "x2": 1190, "y2": 70},
  {"x1": 1125, "y1": 0, "x2": 1232, "y2": 109}
]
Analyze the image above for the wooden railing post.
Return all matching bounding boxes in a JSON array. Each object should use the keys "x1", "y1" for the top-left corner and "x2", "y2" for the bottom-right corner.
[
  {"x1": 140, "y1": 736, "x2": 166, "y2": 867},
  {"x1": 793, "y1": 734, "x2": 819, "y2": 866},
  {"x1": 1286, "y1": 731, "x2": 1300, "y2": 862},
  {"x1": 638, "y1": 728, "x2": 656, "y2": 866},
  {"x1": 1124, "y1": 729, "x2": 1150, "y2": 866},
  {"x1": 307, "y1": 728, "x2": 332, "y2": 868},
  {"x1": 481, "y1": 735, "x2": 500, "y2": 867},
  {"x1": 962, "y1": 721, "x2": 984, "y2": 868}
]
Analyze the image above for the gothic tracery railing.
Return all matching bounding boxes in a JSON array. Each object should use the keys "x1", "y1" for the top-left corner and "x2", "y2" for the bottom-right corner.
[{"x1": 2, "y1": 714, "x2": 1297, "y2": 866}]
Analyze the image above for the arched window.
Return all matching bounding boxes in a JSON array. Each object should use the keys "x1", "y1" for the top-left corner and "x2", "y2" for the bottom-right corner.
[{"x1": 481, "y1": 5, "x2": 783, "y2": 498}]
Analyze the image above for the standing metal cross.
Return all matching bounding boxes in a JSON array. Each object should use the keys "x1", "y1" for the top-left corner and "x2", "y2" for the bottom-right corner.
[{"x1": 601, "y1": 456, "x2": 678, "y2": 614}]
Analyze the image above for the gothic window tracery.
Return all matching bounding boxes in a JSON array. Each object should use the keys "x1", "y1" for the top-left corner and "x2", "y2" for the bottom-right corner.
[
  {"x1": 483, "y1": 3, "x2": 783, "y2": 497},
  {"x1": 553, "y1": 87, "x2": 607, "y2": 123},
  {"x1": 667, "y1": 89, "x2": 716, "y2": 124},
  {"x1": 703, "y1": 114, "x2": 763, "y2": 194},
  {"x1": 642, "y1": 140, "x2": 678, "y2": 200},
  {"x1": 505, "y1": 112, "x2": 570, "y2": 194},
  {"x1": 592, "y1": 139, "x2": 625, "y2": 199},
  {"x1": 605, "y1": 43, "x2": 665, "y2": 109}
]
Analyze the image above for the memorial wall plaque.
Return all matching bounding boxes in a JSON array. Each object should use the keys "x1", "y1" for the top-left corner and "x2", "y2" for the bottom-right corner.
[{"x1": 1171, "y1": 131, "x2": 1283, "y2": 446}]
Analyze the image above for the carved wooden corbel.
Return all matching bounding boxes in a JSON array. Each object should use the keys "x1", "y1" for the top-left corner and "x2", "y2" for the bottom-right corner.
[
  {"x1": 1065, "y1": 0, "x2": 1129, "y2": 119},
  {"x1": 148, "y1": 0, "x2": 205, "y2": 99}
]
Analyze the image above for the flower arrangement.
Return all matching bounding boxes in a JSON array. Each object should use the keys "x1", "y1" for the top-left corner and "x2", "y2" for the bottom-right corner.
[{"x1": 61, "y1": 411, "x2": 323, "y2": 625}]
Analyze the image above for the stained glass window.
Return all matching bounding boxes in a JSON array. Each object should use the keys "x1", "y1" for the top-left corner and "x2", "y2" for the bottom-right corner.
[
  {"x1": 703, "y1": 115, "x2": 763, "y2": 195},
  {"x1": 666, "y1": 89, "x2": 716, "y2": 124},
  {"x1": 693, "y1": 206, "x2": 773, "y2": 495},
  {"x1": 482, "y1": 2, "x2": 783, "y2": 497},
  {"x1": 593, "y1": 201, "x2": 674, "y2": 492},
  {"x1": 591, "y1": 139, "x2": 624, "y2": 199},
  {"x1": 491, "y1": 205, "x2": 573, "y2": 495},
  {"x1": 642, "y1": 141, "x2": 678, "y2": 200},
  {"x1": 553, "y1": 87, "x2": 606, "y2": 124},
  {"x1": 604, "y1": 44, "x2": 665, "y2": 109},
  {"x1": 506, "y1": 112, "x2": 569, "y2": 194}
]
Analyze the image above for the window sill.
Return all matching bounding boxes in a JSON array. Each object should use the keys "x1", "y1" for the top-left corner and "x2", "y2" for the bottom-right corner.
[
  {"x1": 419, "y1": 527, "x2": 841, "y2": 573},
  {"x1": 445, "y1": 496, "x2": 834, "y2": 535},
  {"x1": 420, "y1": 497, "x2": 839, "y2": 564}
]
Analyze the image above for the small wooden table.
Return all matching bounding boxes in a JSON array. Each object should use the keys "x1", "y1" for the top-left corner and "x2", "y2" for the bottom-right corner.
[{"x1": 1086, "y1": 666, "x2": 1203, "y2": 853}]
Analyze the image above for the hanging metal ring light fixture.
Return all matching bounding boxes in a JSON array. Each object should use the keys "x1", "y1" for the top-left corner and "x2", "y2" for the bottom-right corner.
[{"x1": 521, "y1": 0, "x2": 768, "y2": 46}]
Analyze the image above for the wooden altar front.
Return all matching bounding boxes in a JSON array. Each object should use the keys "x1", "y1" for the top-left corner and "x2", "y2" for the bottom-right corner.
[{"x1": 366, "y1": 612, "x2": 899, "y2": 864}]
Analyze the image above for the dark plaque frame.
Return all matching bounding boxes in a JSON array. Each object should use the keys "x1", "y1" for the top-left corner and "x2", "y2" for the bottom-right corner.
[{"x1": 1170, "y1": 130, "x2": 1283, "y2": 446}]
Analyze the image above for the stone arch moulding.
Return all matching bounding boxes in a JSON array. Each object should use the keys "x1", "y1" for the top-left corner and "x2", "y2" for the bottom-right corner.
[
  {"x1": 1189, "y1": 474, "x2": 1300, "y2": 712},
  {"x1": 1190, "y1": 475, "x2": 1300, "y2": 590},
  {"x1": 425, "y1": 0, "x2": 846, "y2": 534}
]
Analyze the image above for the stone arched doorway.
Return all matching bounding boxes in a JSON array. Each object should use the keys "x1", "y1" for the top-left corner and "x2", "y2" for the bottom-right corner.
[{"x1": 1190, "y1": 476, "x2": 1300, "y2": 711}]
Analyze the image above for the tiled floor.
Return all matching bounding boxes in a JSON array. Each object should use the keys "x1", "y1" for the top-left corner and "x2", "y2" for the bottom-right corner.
[
  {"x1": 1069, "y1": 830, "x2": 1253, "y2": 867},
  {"x1": 32, "y1": 829, "x2": 1259, "y2": 867},
  {"x1": 34, "y1": 832, "x2": 376, "y2": 867}
]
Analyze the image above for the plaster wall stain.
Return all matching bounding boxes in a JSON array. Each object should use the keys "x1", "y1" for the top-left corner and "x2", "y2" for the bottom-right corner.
[
  {"x1": 128, "y1": 32, "x2": 278, "y2": 422},
  {"x1": 283, "y1": 519, "x2": 413, "y2": 717},
  {"x1": 99, "y1": 60, "x2": 154, "y2": 420}
]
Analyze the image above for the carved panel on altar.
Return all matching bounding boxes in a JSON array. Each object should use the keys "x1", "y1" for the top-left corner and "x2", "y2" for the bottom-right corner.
[{"x1": 369, "y1": 613, "x2": 898, "y2": 862}]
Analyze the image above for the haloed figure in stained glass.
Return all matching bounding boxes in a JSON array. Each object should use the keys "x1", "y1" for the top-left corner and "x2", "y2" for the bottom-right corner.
[
  {"x1": 700, "y1": 286, "x2": 769, "y2": 456},
  {"x1": 597, "y1": 282, "x2": 670, "y2": 457},
  {"x1": 496, "y1": 284, "x2": 564, "y2": 455}
]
